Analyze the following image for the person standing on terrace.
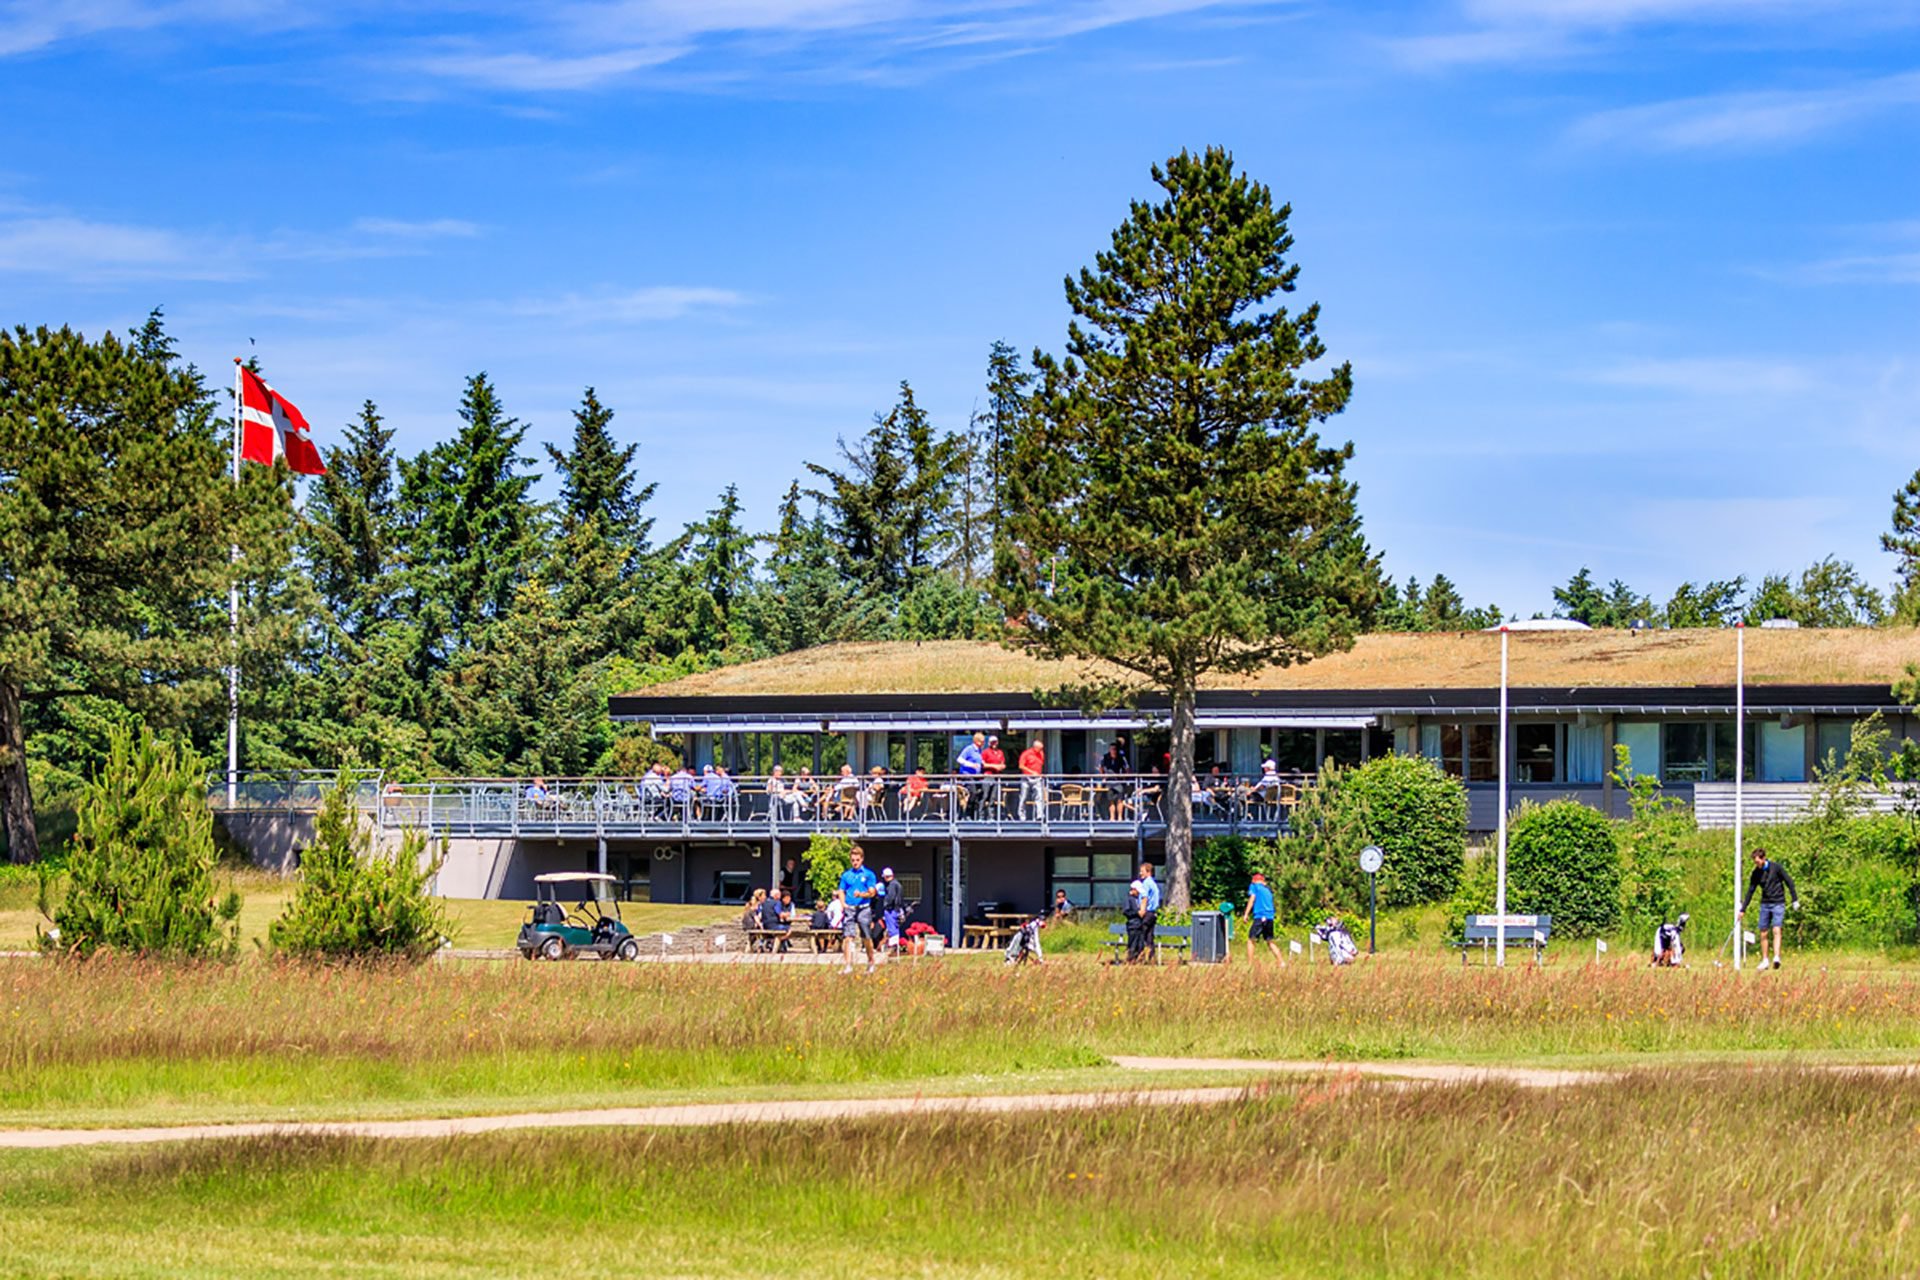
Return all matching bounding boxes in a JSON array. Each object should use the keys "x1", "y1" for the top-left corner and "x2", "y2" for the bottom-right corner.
[
  {"x1": 1099, "y1": 740, "x2": 1130, "y2": 818},
  {"x1": 956, "y1": 732, "x2": 987, "y2": 811},
  {"x1": 1018, "y1": 737, "x2": 1046, "y2": 820},
  {"x1": 981, "y1": 734, "x2": 1007, "y2": 815}
]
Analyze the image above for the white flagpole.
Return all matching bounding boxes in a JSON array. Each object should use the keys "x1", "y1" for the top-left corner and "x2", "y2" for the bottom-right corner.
[
  {"x1": 227, "y1": 359, "x2": 241, "y2": 810},
  {"x1": 1733, "y1": 623, "x2": 1745, "y2": 971},
  {"x1": 1496, "y1": 625, "x2": 1510, "y2": 968}
]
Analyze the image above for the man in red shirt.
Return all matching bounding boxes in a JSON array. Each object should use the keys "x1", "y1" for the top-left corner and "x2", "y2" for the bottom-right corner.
[
  {"x1": 1017, "y1": 738, "x2": 1046, "y2": 821},
  {"x1": 980, "y1": 735, "x2": 1007, "y2": 817}
]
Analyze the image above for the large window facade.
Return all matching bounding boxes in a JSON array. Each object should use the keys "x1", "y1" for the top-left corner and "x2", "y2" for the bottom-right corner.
[{"x1": 1049, "y1": 851, "x2": 1140, "y2": 910}]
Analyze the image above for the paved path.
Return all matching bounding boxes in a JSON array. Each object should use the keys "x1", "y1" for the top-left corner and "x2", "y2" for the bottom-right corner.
[{"x1": 1111, "y1": 1056, "x2": 1614, "y2": 1088}]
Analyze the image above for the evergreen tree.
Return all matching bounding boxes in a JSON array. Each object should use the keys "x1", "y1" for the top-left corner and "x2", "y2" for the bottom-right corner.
[
  {"x1": 681, "y1": 484, "x2": 758, "y2": 654},
  {"x1": 401, "y1": 373, "x2": 540, "y2": 660},
  {"x1": 1884, "y1": 467, "x2": 1920, "y2": 623},
  {"x1": 1745, "y1": 557, "x2": 1886, "y2": 627},
  {"x1": 991, "y1": 147, "x2": 1381, "y2": 908},
  {"x1": 305, "y1": 400, "x2": 399, "y2": 646},
  {"x1": 1659, "y1": 578, "x2": 1745, "y2": 628},
  {"x1": 545, "y1": 386, "x2": 655, "y2": 570},
  {"x1": 1553, "y1": 568, "x2": 1606, "y2": 625},
  {"x1": 0, "y1": 321, "x2": 278, "y2": 862}
]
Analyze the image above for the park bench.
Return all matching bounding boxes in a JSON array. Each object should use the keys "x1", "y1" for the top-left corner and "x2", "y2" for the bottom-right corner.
[
  {"x1": 745, "y1": 926, "x2": 835, "y2": 955},
  {"x1": 1456, "y1": 914, "x2": 1552, "y2": 966},
  {"x1": 1104, "y1": 921, "x2": 1193, "y2": 963}
]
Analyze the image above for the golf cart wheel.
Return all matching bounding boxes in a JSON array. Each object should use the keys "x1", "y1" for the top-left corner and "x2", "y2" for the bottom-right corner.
[
  {"x1": 539, "y1": 935, "x2": 566, "y2": 962},
  {"x1": 616, "y1": 937, "x2": 640, "y2": 962}
]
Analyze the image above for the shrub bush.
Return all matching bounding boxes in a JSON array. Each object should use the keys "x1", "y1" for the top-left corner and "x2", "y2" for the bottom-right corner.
[
  {"x1": 42, "y1": 726, "x2": 239, "y2": 958},
  {"x1": 267, "y1": 776, "x2": 449, "y2": 962},
  {"x1": 1289, "y1": 754, "x2": 1466, "y2": 910},
  {"x1": 1504, "y1": 799, "x2": 1622, "y2": 936},
  {"x1": 1192, "y1": 836, "x2": 1256, "y2": 908},
  {"x1": 804, "y1": 831, "x2": 857, "y2": 904}
]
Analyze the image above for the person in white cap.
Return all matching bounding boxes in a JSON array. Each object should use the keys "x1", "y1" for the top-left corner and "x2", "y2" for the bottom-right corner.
[{"x1": 878, "y1": 865, "x2": 906, "y2": 950}]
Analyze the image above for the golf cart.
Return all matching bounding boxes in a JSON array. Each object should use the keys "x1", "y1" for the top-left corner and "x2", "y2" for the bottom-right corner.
[{"x1": 516, "y1": 872, "x2": 641, "y2": 961}]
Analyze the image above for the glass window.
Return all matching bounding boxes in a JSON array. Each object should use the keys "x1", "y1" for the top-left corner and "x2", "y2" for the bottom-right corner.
[
  {"x1": 1059, "y1": 731, "x2": 1088, "y2": 775},
  {"x1": 887, "y1": 734, "x2": 908, "y2": 773},
  {"x1": 1271, "y1": 730, "x2": 1317, "y2": 772},
  {"x1": 1759, "y1": 721, "x2": 1806, "y2": 782},
  {"x1": 1515, "y1": 724, "x2": 1557, "y2": 783},
  {"x1": 1053, "y1": 855, "x2": 1090, "y2": 878},
  {"x1": 779, "y1": 734, "x2": 816, "y2": 774},
  {"x1": 818, "y1": 734, "x2": 847, "y2": 773},
  {"x1": 1467, "y1": 725, "x2": 1495, "y2": 781},
  {"x1": 1092, "y1": 853, "x2": 1132, "y2": 879},
  {"x1": 1324, "y1": 730, "x2": 1364, "y2": 769},
  {"x1": 1663, "y1": 724, "x2": 1709, "y2": 782},
  {"x1": 1816, "y1": 720, "x2": 1857, "y2": 772},
  {"x1": 1616, "y1": 723, "x2": 1659, "y2": 779},
  {"x1": 1090, "y1": 881, "x2": 1128, "y2": 909},
  {"x1": 1710, "y1": 722, "x2": 1756, "y2": 782},
  {"x1": 1054, "y1": 881, "x2": 1091, "y2": 908},
  {"x1": 1366, "y1": 726, "x2": 1393, "y2": 761},
  {"x1": 1437, "y1": 724, "x2": 1464, "y2": 778}
]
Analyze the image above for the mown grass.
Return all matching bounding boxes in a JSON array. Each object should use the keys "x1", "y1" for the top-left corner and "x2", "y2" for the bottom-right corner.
[
  {"x1": 2, "y1": 1070, "x2": 1916, "y2": 1278},
  {"x1": 10, "y1": 956, "x2": 1920, "y2": 1127}
]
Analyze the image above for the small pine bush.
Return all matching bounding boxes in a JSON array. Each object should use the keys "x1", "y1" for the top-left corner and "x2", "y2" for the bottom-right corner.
[
  {"x1": 44, "y1": 726, "x2": 239, "y2": 958},
  {"x1": 267, "y1": 776, "x2": 448, "y2": 962}
]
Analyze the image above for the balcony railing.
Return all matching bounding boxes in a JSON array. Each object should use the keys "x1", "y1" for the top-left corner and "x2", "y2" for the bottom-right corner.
[
  {"x1": 357, "y1": 772, "x2": 1311, "y2": 840},
  {"x1": 206, "y1": 769, "x2": 383, "y2": 812}
]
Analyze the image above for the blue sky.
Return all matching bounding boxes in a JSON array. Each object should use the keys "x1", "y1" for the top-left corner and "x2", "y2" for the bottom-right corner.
[{"x1": 3, "y1": 0, "x2": 1916, "y2": 616}]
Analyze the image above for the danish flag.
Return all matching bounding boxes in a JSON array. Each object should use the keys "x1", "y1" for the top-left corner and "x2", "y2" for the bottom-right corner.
[{"x1": 238, "y1": 364, "x2": 326, "y2": 475}]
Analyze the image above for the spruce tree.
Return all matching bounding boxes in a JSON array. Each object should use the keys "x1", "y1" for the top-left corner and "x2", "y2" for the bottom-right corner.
[
  {"x1": 1884, "y1": 467, "x2": 1920, "y2": 623},
  {"x1": 991, "y1": 147, "x2": 1380, "y2": 908},
  {"x1": 0, "y1": 320, "x2": 276, "y2": 862}
]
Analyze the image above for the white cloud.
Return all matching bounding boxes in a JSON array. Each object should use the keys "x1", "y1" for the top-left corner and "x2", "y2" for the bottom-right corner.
[
  {"x1": 1589, "y1": 357, "x2": 1817, "y2": 397},
  {"x1": 510, "y1": 285, "x2": 749, "y2": 323},
  {"x1": 0, "y1": 205, "x2": 486, "y2": 282},
  {"x1": 1567, "y1": 69, "x2": 1920, "y2": 150}
]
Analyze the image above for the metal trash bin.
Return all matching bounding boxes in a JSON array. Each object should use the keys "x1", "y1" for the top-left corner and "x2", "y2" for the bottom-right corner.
[{"x1": 1190, "y1": 910, "x2": 1228, "y2": 964}]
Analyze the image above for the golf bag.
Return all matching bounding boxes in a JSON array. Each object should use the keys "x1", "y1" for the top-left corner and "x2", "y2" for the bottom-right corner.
[
  {"x1": 1004, "y1": 916, "x2": 1044, "y2": 965},
  {"x1": 1313, "y1": 917, "x2": 1358, "y2": 966},
  {"x1": 1651, "y1": 914, "x2": 1688, "y2": 967}
]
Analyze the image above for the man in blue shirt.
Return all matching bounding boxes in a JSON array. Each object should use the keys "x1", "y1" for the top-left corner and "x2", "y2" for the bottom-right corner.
[
  {"x1": 837, "y1": 845, "x2": 881, "y2": 974},
  {"x1": 955, "y1": 732, "x2": 987, "y2": 812},
  {"x1": 1242, "y1": 871, "x2": 1281, "y2": 964}
]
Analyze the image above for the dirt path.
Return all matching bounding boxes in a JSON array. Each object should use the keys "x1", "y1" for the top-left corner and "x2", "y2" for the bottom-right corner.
[{"x1": 11, "y1": 1056, "x2": 1910, "y2": 1150}]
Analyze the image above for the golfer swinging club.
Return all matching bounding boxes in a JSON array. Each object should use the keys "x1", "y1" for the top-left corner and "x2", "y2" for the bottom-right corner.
[{"x1": 1736, "y1": 845, "x2": 1799, "y2": 970}]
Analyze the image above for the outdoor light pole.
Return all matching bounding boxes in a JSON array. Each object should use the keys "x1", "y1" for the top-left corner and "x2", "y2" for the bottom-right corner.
[
  {"x1": 1733, "y1": 623, "x2": 1745, "y2": 972},
  {"x1": 1496, "y1": 625, "x2": 1510, "y2": 968}
]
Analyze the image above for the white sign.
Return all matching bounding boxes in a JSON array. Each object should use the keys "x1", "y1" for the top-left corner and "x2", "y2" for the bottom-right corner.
[
  {"x1": 1289, "y1": 940, "x2": 1303, "y2": 955},
  {"x1": 1479, "y1": 914, "x2": 1539, "y2": 927},
  {"x1": 1358, "y1": 845, "x2": 1384, "y2": 875}
]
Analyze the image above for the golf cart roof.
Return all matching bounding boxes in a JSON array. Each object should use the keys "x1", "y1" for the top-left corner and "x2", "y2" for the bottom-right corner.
[{"x1": 534, "y1": 872, "x2": 618, "y2": 883}]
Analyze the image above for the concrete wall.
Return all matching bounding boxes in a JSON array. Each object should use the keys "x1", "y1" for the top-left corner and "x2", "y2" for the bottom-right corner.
[{"x1": 214, "y1": 812, "x2": 314, "y2": 874}]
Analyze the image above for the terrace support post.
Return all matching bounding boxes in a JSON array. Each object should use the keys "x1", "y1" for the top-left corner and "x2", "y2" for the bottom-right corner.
[
  {"x1": 770, "y1": 830, "x2": 781, "y2": 896},
  {"x1": 597, "y1": 834, "x2": 607, "y2": 878},
  {"x1": 949, "y1": 834, "x2": 961, "y2": 949}
]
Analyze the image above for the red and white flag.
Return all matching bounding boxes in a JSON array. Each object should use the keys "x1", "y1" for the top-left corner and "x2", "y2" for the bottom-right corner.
[{"x1": 239, "y1": 366, "x2": 326, "y2": 475}]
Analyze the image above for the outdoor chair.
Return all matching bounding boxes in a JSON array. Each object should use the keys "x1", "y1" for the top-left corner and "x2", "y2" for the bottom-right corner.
[{"x1": 1055, "y1": 783, "x2": 1092, "y2": 822}]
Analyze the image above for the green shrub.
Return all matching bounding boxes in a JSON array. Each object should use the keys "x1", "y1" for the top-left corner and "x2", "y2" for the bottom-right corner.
[
  {"x1": 1193, "y1": 836, "x2": 1256, "y2": 907},
  {"x1": 1289, "y1": 754, "x2": 1466, "y2": 909},
  {"x1": 1504, "y1": 799, "x2": 1621, "y2": 936},
  {"x1": 1613, "y1": 747, "x2": 1691, "y2": 938},
  {"x1": 1769, "y1": 815, "x2": 1919, "y2": 949},
  {"x1": 42, "y1": 726, "x2": 239, "y2": 958},
  {"x1": 804, "y1": 832, "x2": 857, "y2": 904},
  {"x1": 266, "y1": 777, "x2": 449, "y2": 962}
]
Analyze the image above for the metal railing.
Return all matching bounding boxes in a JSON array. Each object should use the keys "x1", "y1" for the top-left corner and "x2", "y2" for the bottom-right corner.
[
  {"x1": 206, "y1": 769, "x2": 384, "y2": 812},
  {"x1": 358, "y1": 771, "x2": 1312, "y2": 840}
]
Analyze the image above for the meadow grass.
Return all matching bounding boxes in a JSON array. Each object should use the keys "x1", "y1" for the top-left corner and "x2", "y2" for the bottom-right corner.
[
  {"x1": 1, "y1": 1070, "x2": 1915, "y2": 1278},
  {"x1": 9, "y1": 955, "x2": 1920, "y2": 1127}
]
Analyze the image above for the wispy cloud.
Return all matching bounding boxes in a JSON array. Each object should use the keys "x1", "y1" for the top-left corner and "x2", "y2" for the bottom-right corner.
[
  {"x1": 1588, "y1": 356, "x2": 1817, "y2": 397},
  {"x1": 509, "y1": 285, "x2": 750, "y2": 323},
  {"x1": 1390, "y1": 0, "x2": 1910, "y2": 68},
  {"x1": 1567, "y1": 69, "x2": 1920, "y2": 150},
  {"x1": 0, "y1": 205, "x2": 485, "y2": 282}
]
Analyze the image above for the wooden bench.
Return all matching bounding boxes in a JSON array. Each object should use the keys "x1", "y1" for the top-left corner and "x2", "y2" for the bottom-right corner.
[
  {"x1": 961, "y1": 924, "x2": 1011, "y2": 950},
  {"x1": 1104, "y1": 922, "x2": 1193, "y2": 963},
  {"x1": 1456, "y1": 914, "x2": 1552, "y2": 966},
  {"x1": 745, "y1": 927, "x2": 837, "y2": 955}
]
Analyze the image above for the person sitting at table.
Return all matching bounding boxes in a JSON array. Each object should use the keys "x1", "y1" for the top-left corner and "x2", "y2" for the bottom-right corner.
[
  {"x1": 1050, "y1": 888, "x2": 1073, "y2": 921},
  {"x1": 830, "y1": 765, "x2": 860, "y2": 820},
  {"x1": 901, "y1": 767, "x2": 930, "y2": 817},
  {"x1": 740, "y1": 888, "x2": 767, "y2": 939},
  {"x1": 524, "y1": 776, "x2": 553, "y2": 812},
  {"x1": 639, "y1": 764, "x2": 668, "y2": 816},
  {"x1": 1192, "y1": 772, "x2": 1219, "y2": 815},
  {"x1": 768, "y1": 765, "x2": 809, "y2": 820},
  {"x1": 794, "y1": 767, "x2": 819, "y2": 811},
  {"x1": 757, "y1": 888, "x2": 791, "y2": 952},
  {"x1": 826, "y1": 888, "x2": 846, "y2": 931},
  {"x1": 706, "y1": 765, "x2": 736, "y2": 817},
  {"x1": 860, "y1": 765, "x2": 889, "y2": 818},
  {"x1": 668, "y1": 765, "x2": 696, "y2": 816},
  {"x1": 809, "y1": 898, "x2": 832, "y2": 933}
]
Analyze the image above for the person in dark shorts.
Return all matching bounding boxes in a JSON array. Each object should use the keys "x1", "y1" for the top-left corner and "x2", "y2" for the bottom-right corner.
[
  {"x1": 1737, "y1": 846, "x2": 1799, "y2": 970},
  {"x1": 838, "y1": 845, "x2": 881, "y2": 974},
  {"x1": 1242, "y1": 871, "x2": 1281, "y2": 963}
]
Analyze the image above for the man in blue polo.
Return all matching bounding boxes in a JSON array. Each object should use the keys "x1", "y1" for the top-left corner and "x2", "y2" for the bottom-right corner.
[
  {"x1": 1128, "y1": 861, "x2": 1161, "y2": 962},
  {"x1": 955, "y1": 732, "x2": 987, "y2": 812},
  {"x1": 1242, "y1": 871, "x2": 1281, "y2": 964},
  {"x1": 838, "y1": 845, "x2": 881, "y2": 974}
]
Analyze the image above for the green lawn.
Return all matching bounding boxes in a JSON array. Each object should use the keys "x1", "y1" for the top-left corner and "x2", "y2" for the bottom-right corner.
[
  {"x1": 9, "y1": 954, "x2": 1920, "y2": 1129},
  {"x1": 2, "y1": 1071, "x2": 1915, "y2": 1278}
]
